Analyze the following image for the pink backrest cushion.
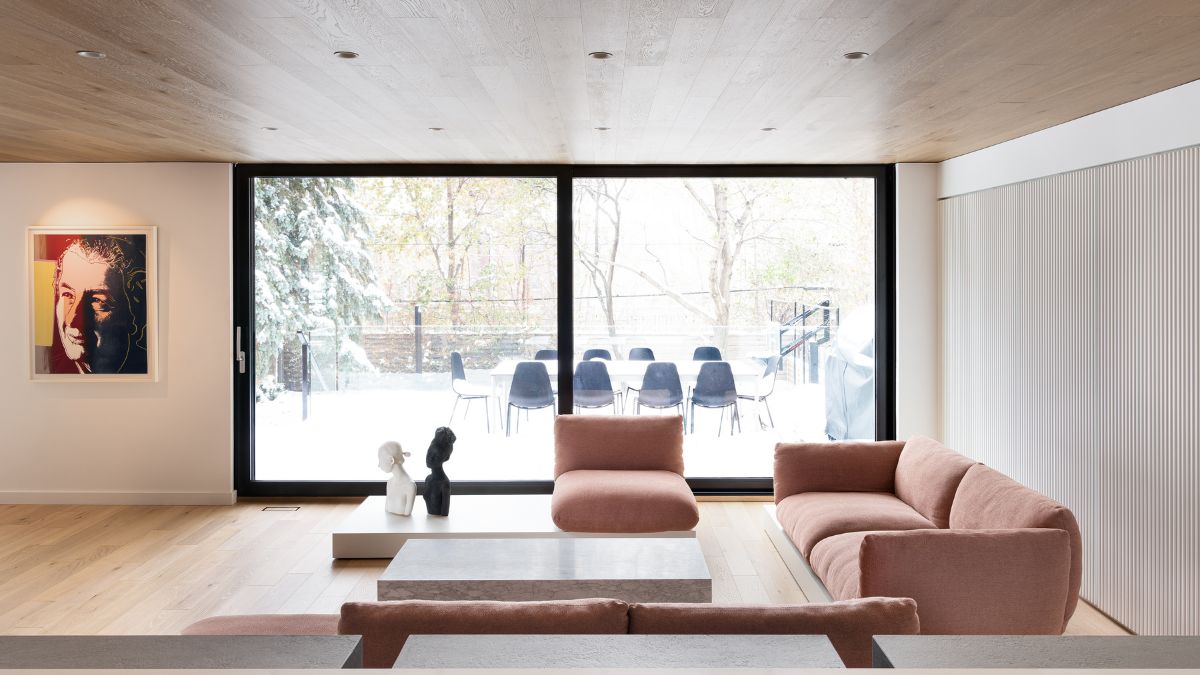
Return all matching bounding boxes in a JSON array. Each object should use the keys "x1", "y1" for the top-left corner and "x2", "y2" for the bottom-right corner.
[
  {"x1": 628, "y1": 597, "x2": 919, "y2": 668},
  {"x1": 554, "y1": 415, "x2": 684, "y2": 477},
  {"x1": 950, "y1": 464, "x2": 1083, "y2": 629},
  {"x1": 339, "y1": 599, "x2": 629, "y2": 668},
  {"x1": 893, "y1": 436, "x2": 978, "y2": 528},
  {"x1": 773, "y1": 441, "x2": 905, "y2": 501}
]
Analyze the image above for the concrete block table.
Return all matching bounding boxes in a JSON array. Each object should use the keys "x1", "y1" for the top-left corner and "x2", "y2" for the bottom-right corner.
[
  {"x1": 332, "y1": 495, "x2": 694, "y2": 559},
  {"x1": 0, "y1": 635, "x2": 363, "y2": 669},
  {"x1": 378, "y1": 537, "x2": 711, "y2": 602},
  {"x1": 872, "y1": 636, "x2": 1200, "y2": 668},
  {"x1": 395, "y1": 634, "x2": 844, "y2": 669}
]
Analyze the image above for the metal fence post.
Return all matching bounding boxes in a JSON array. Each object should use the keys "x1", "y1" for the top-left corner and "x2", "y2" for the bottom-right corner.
[
  {"x1": 297, "y1": 330, "x2": 311, "y2": 421},
  {"x1": 414, "y1": 305, "x2": 423, "y2": 374}
]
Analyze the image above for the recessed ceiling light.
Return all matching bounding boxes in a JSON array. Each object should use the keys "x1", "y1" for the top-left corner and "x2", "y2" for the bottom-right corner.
[
  {"x1": 843, "y1": 51, "x2": 870, "y2": 60},
  {"x1": 760, "y1": 127, "x2": 778, "y2": 132},
  {"x1": 588, "y1": 51, "x2": 613, "y2": 60},
  {"x1": 334, "y1": 50, "x2": 360, "y2": 59},
  {"x1": 75, "y1": 50, "x2": 106, "y2": 59},
  {"x1": 428, "y1": 127, "x2": 445, "y2": 132},
  {"x1": 261, "y1": 126, "x2": 279, "y2": 131},
  {"x1": 594, "y1": 126, "x2": 611, "y2": 131}
]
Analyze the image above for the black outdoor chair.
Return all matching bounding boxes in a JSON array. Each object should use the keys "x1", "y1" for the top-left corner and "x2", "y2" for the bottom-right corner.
[
  {"x1": 582, "y1": 348, "x2": 612, "y2": 360},
  {"x1": 692, "y1": 345, "x2": 722, "y2": 361},
  {"x1": 689, "y1": 361, "x2": 740, "y2": 435},
  {"x1": 506, "y1": 361, "x2": 556, "y2": 436},
  {"x1": 572, "y1": 360, "x2": 618, "y2": 413},
  {"x1": 534, "y1": 349, "x2": 558, "y2": 360},
  {"x1": 738, "y1": 355, "x2": 781, "y2": 429},
  {"x1": 449, "y1": 351, "x2": 495, "y2": 432},
  {"x1": 635, "y1": 362, "x2": 684, "y2": 419},
  {"x1": 621, "y1": 347, "x2": 657, "y2": 406}
]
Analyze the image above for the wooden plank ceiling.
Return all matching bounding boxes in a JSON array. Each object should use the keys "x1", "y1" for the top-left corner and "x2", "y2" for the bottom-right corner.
[{"x1": 1, "y1": 0, "x2": 1199, "y2": 163}]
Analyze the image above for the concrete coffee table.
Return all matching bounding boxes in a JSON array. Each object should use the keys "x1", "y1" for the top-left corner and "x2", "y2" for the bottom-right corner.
[
  {"x1": 395, "y1": 634, "x2": 843, "y2": 669},
  {"x1": 0, "y1": 635, "x2": 363, "y2": 669},
  {"x1": 378, "y1": 537, "x2": 711, "y2": 602},
  {"x1": 872, "y1": 636, "x2": 1200, "y2": 668}
]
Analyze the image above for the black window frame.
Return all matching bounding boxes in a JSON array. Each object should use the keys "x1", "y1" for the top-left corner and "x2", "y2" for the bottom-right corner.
[{"x1": 233, "y1": 163, "x2": 897, "y2": 497}]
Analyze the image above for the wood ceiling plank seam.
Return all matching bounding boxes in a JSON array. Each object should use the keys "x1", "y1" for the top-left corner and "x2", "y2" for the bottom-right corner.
[
  {"x1": 705, "y1": 0, "x2": 784, "y2": 59},
  {"x1": 431, "y1": 0, "x2": 508, "y2": 66},
  {"x1": 381, "y1": 0, "x2": 441, "y2": 19},
  {"x1": 536, "y1": 16, "x2": 590, "y2": 123},
  {"x1": 245, "y1": 18, "x2": 434, "y2": 156},
  {"x1": 625, "y1": 0, "x2": 679, "y2": 67},
  {"x1": 530, "y1": 0, "x2": 584, "y2": 19},
  {"x1": 580, "y1": 0, "x2": 629, "y2": 134},
  {"x1": 475, "y1": 0, "x2": 570, "y2": 159},
  {"x1": 659, "y1": 94, "x2": 717, "y2": 154},
  {"x1": 683, "y1": 55, "x2": 779, "y2": 156},
  {"x1": 615, "y1": 64, "x2": 663, "y2": 161},
  {"x1": 645, "y1": 17, "x2": 722, "y2": 125}
]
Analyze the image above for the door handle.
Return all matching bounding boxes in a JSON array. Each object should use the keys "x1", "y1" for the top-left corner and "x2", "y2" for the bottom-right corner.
[{"x1": 235, "y1": 326, "x2": 247, "y2": 374}]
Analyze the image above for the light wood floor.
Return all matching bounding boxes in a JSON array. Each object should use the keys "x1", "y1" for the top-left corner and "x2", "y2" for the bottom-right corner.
[{"x1": 0, "y1": 500, "x2": 1128, "y2": 636}]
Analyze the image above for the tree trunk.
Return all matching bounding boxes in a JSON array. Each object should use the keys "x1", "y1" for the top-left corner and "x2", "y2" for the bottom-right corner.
[
  {"x1": 710, "y1": 182, "x2": 735, "y2": 354},
  {"x1": 445, "y1": 178, "x2": 461, "y2": 326}
]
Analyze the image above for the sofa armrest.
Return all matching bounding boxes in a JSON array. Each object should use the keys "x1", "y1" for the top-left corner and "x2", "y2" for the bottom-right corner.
[
  {"x1": 773, "y1": 440, "x2": 904, "y2": 502},
  {"x1": 857, "y1": 528, "x2": 1072, "y2": 634}
]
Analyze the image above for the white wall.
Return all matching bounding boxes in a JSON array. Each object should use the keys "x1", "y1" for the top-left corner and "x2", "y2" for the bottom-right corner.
[
  {"x1": 936, "y1": 79, "x2": 1200, "y2": 634},
  {"x1": 941, "y1": 145, "x2": 1200, "y2": 634},
  {"x1": 894, "y1": 163, "x2": 941, "y2": 439},
  {"x1": 0, "y1": 163, "x2": 234, "y2": 505},
  {"x1": 940, "y1": 78, "x2": 1200, "y2": 198}
]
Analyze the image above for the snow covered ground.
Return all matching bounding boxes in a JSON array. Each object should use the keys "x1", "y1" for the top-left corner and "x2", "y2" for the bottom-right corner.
[{"x1": 254, "y1": 372, "x2": 830, "y2": 482}]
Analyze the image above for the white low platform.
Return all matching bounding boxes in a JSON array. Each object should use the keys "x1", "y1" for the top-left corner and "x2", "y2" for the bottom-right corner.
[
  {"x1": 760, "y1": 503, "x2": 832, "y2": 603},
  {"x1": 332, "y1": 495, "x2": 696, "y2": 559}
]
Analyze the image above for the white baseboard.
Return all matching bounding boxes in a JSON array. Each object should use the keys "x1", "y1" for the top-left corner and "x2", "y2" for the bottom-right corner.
[{"x1": 0, "y1": 490, "x2": 237, "y2": 505}]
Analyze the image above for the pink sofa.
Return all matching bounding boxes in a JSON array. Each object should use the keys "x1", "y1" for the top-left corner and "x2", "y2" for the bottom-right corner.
[
  {"x1": 182, "y1": 596, "x2": 919, "y2": 668},
  {"x1": 773, "y1": 436, "x2": 1082, "y2": 634},
  {"x1": 551, "y1": 415, "x2": 699, "y2": 533}
]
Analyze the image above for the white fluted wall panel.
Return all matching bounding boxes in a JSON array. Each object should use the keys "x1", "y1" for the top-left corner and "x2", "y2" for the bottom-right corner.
[{"x1": 941, "y1": 144, "x2": 1200, "y2": 635}]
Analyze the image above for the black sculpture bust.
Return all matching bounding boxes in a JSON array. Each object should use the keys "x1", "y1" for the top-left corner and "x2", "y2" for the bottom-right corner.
[{"x1": 422, "y1": 426, "x2": 456, "y2": 516}]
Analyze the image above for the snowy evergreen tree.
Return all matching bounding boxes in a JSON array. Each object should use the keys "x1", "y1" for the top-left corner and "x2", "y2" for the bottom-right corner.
[{"x1": 254, "y1": 177, "x2": 389, "y2": 383}]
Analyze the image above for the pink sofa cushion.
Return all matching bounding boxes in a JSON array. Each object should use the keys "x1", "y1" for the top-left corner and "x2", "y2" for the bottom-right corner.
[
  {"x1": 776, "y1": 492, "x2": 935, "y2": 556},
  {"x1": 773, "y1": 440, "x2": 905, "y2": 502},
  {"x1": 808, "y1": 531, "x2": 869, "y2": 601},
  {"x1": 554, "y1": 415, "x2": 684, "y2": 477},
  {"x1": 951, "y1": 464, "x2": 1083, "y2": 628},
  {"x1": 628, "y1": 597, "x2": 919, "y2": 668},
  {"x1": 552, "y1": 469, "x2": 699, "y2": 533},
  {"x1": 893, "y1": 436, "x2": 978, "y2": 528},
  {"x1": 339, "y1": 599, "x2": 629, "y2": 668},
  {"x1": 181, "y1": 613, "x2": 339, "y2": 636}
]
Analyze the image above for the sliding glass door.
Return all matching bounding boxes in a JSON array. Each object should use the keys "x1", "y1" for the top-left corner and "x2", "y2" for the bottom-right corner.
[
  {"x1": 572, "y1": 177, "x2": 878, "y2": 479},
  {"x1": 234, "y1": 166, "x2": 893, "y2": 495},
  {"x1": 246, "y1": 174, "x2": 557, "y2": 486}
]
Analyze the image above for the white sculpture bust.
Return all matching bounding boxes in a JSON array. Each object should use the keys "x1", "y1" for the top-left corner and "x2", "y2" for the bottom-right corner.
[{"x1": 377, "y1": 440, "x2": 416, "y2": 516}]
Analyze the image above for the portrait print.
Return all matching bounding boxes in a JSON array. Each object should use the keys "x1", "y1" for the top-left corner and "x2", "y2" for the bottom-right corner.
[{"x1": 29, "y1": 226, "x2": 156, "y2": 380}]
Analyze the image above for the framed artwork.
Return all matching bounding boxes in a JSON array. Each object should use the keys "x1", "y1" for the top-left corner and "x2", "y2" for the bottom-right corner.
[{"x1": 27, "y1": 225, "x2": 158, "y2": 381}]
